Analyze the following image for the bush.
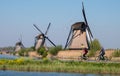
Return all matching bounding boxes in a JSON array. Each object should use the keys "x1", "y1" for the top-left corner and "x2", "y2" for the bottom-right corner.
[
  {"x1": 18, "y1": 49, "x2": 25, "y2": 56},
  {"x1": 37, "y1": 47, "x2": 46, "y2": 55},
  {"x1": 18, "y1": 49, "x2": 29, "y2": 56},
  {"x1": 88, "y1": 39, "x2": 101, "y2": 57},
  {"x1": 42, "y1": 51, "x2": 48, "y2": 58},
  {"x1": 29, "y1": 46, "x2": 35, "y2": 51},
  {"x1": 0, "y1": 58, "x2": 25, "y2": 65},
  {"x1": 13, "y1": 51, "x2": 17, "y2": 55},
  {"x1": 112, "y1": 49, "x2": 120, "y2": 57},
  {"x1": 49, "y1": 45, "x2": 62, "y2": 55},
  {"x1": 37, "y1": 47, "x2": 48, "y2": 58},
  {"x1": 15, "y1": 58, "x2": 25, "y2": 65}
]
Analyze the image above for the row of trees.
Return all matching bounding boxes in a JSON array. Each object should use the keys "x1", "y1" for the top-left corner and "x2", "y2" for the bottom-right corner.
[{"x1": 0, "y1": 46, "x2": 14, "y2": 51}]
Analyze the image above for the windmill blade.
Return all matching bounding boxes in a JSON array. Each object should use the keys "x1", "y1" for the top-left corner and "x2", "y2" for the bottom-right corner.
[
  {"x1": 33, "y1": 24, "x2": 44, "y2": 34},
  {"x1": 82, "y1": 2, "x2": 88, "y2": 26},
  {"x1": 46, "y1": 37, "x2": 56, "y2": 47},
  {"x1": 19, "y1": 38, "x2": 21, "y2": 43},
  {"x1": 64, "y1": 27, "x2": 72, "y2": 49},
  {"x1": 21, "y1": 43, "x2": 25, "y2": 48},
  {"x1": 87, "y1": 27, "x2": 93, "y2": 38},
  {"x1": 87, "y1": 29, "x2": 92, "y2": 43},
  {"x1": 82, "y1": 2, "x2": 93, "y2": 38},
  {"x1": 45, "y1": 23, "x2": 51, "y2": 35},
  {"x1": 34, "y1": 37, "x2": 37, "y2": 48},
  {"x1": 20, "y1": 35, "x2": 25, "y2": 48},
  {"x1": 67, "y1": 30, "x2": 82, "y2": 48},
  {"x1": 20, "y1": 34, "x2": 22, "y2": 42}
]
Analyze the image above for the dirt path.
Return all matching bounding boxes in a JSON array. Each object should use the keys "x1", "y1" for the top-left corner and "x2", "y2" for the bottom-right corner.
[{"x1": 57, "y1": 49, "x2": 119, "y2": 61}]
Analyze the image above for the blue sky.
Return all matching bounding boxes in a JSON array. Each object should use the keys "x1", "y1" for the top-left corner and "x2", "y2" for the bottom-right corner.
[{"x1": 0, "y1": 0, "x2": 120, "y2": 49}]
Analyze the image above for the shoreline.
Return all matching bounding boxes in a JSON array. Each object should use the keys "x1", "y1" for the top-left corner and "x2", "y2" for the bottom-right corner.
[
  {"x1": 0, "y1": 65, "x2": 119, "y2": 75},
  {"x1": 0, "y1": 59, "x2": 120, "y2": 74},
  {"x1": 0, "y1": 70, "x2": 119, "y2": 76}
]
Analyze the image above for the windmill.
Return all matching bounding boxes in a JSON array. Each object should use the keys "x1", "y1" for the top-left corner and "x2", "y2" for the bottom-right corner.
[
  {"x1": 64, "y1": 2, "x2": 93, "y2": 50},
  {"x1": 14, "y1": 35, "x2": 25, "y2": 52},
  {"x1": 33, "y1": 23, "x2": 56, "y2": 50}
]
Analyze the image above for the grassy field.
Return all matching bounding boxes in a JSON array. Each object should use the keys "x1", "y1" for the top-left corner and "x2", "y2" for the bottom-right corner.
[{"x1": 0, "y1": 58, "x2": 120, "y2": 74}]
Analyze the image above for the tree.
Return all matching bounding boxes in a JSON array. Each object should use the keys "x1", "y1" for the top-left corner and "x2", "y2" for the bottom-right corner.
[
  {"x1": 88, "y1": 39, "x2": 101, "y2": 57},
  {"x1": 37, "y1": 47, "x2": 48, "y2": 58}
]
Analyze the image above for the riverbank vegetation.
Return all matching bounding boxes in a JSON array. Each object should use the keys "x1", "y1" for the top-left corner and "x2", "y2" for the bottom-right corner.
[
  {"x1": 88, "y1": 39, "x2": 101, "y2": 57},
  {"x1": 0, "y1": 39, "x2": 120, "y2": 58},
  {"x1": 49, "y1": 45, "x2": 62, "y2": 55},
  {"x1": 112, "y1": 49, "x2": 120, "y2": 57},
  {"x1": 35, "y1": 45, "x2": 62, "y2": 58},
  {"x1": 0, "y1": 58, "x2": 120, "y2": 74}
]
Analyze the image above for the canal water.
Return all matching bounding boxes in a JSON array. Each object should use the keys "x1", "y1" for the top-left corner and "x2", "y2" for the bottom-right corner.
[
  {"x1": 0, "y1": 70, "x2": 119, "y2": 76},
  {"x1": 0, "y1": 54, "x2": 18, "y2": 59}
]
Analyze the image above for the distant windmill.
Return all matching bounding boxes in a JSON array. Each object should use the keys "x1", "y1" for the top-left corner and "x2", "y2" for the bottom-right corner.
[
  {"x1": 14, "y1": 35, "x2": 25, "y2": 52},
  {"x1": 33, "y1": 23, "x2": 56, "y2": 50},
  {"x1": 64, "y1": 2, "x2": 93, "y2": 50}
]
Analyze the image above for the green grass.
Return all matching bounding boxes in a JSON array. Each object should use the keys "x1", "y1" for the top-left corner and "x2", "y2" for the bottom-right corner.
[{"x1": 0, "y1": 58, "x2": 120, "y2": 74}]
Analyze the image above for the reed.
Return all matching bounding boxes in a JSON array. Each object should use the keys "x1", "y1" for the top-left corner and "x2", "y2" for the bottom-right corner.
[
  {"x1": 112, "y1": 49, "x2": 120, "y2": 57},
  {"x1": 0, "y1": 59, "x2": 120, "y2": 74}
]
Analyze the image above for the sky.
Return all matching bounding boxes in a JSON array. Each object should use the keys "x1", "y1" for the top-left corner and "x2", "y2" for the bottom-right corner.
[{"x1": 0, "y1": 0, "x2": 120, "y2": 49}]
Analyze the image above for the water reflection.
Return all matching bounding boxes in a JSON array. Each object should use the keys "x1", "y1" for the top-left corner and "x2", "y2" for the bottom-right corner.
[{"x1": 0, "y1": 71, "x2": 119, "y2": 76}]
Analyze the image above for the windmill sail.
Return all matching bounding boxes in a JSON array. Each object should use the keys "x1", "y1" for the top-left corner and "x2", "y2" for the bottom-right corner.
[
  {"x1": 33, "y1": 23, "x2": 56, "y2": 50},
  {"x1": 82, "y1": 2, "x2": 93, "y2": 39},
  {"x1": 45, "y1": 23, "x2": 51, "y2": 35},
  {"x1": 64, "y1": 3, "x2": 93, "y2": 50}
]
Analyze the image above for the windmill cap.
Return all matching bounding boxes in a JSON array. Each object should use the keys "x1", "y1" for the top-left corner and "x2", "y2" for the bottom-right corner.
[{"x1": 72, "y1": 22, "x2": 87, "y2": 30}]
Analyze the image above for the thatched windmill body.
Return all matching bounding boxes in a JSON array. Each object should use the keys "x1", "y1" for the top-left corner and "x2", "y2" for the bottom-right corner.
[
  {"x1": 64, "y1": 3, "x2": 93, "y2": 50},
  {"x1": 14, "y1": 37, "x2": 25, "y2": 52},
  {"x1": 33, "y1": 23, "x2": 56, "y2": 50}
]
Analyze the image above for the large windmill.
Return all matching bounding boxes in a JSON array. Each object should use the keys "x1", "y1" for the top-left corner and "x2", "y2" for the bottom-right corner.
[
  {"x1": 14, "y1": 36, "x2": 25, "y2": 52},
  {"x1": 33, "y1": 23, "x2": 56, "y2": 50},
  {"x1": 64, "y1": 3, "x2": 93, "y2": 50}
]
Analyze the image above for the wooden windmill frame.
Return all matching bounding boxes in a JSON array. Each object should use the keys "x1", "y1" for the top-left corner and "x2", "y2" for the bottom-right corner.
[{"x1": 64, "y1": 3, "x2": 93, "y2": 50}]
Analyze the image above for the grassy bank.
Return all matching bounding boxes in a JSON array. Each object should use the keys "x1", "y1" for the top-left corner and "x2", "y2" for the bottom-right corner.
[{"x1": 0, "y1": 58, "x2": 120, "y2": 74}]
